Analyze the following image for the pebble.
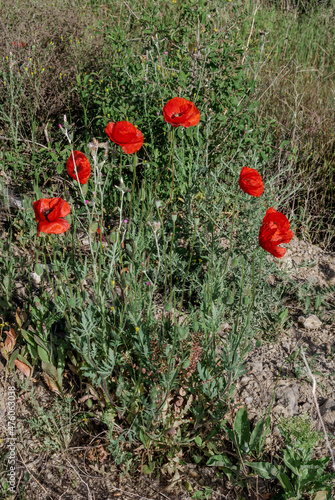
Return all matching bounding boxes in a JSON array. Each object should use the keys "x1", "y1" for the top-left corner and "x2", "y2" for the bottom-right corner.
[
  {"x1": 30, "y1": 272, "x2": 41, "y2": 285},
  {"x1": 298, "y1": 314, "x2": 322, "y2": 330},
  {"x1": 245, "y1": 397, "x2": 253, "y2": 404},
  {"x1": 276, "y1": 383, "x2": 299, "y2": 415},
  {"x1": 320, "y1": 399, "x2": 335, "y2": 425}
]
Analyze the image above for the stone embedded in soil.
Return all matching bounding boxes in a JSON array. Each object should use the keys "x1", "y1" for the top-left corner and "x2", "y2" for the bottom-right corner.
[
  {"x1": 30, "y1": 272, "x2": 41, "y2": 285},
  {"x1": 298, "y1": 314, "x2": 322, "y2": 330},
  {"x1": 276, "y1": 382, "x2": 299, "y2": 415},
  {"x1": 320, "y1": 399, "x2": 335, "y2": 425}
]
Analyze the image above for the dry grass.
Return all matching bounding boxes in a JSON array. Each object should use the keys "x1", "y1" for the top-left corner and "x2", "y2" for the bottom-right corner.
[
  {"x1": 0, "y1": 0, "x2": 105, "y2": 143},
  {"x1": 246, "y1": 0, "x2": 335, "y2": 247}
]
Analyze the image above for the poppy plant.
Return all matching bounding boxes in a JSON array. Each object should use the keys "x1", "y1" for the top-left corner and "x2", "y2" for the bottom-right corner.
[
  {"x1": 259, "y1": 207, "x2": 293, "y2": 258},
  {"x1": 66, "y1": 151, "x2": 91, "y2": 184},
  {"x1": 239, "y1": 167, "x2": 264, "y2": 197},
  {"x1": 105, "y1": 121, "x2": 143, "y2": 154},
  {"x1": 33, "y1": 197, "x2": 71, "y2": 236},
  {"x1": 163, "y1": 97, "x2": 200, "y2": 128}
]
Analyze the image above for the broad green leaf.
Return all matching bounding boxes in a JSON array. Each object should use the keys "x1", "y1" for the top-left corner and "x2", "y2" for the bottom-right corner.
[
  {"x1": 81, "y1": 182, "x2": 88, "y2": 196},
  {"x1": 277, "y1": 471, "x2": 294, "y2": 493},
  {"x1": 37, "y1": 346, "x2": 50, "y2": 363},
  {"x1": 207, "y1": 454, "x2": 232, "y2": 468},
  {"x1": 234, "y1": 406, "x2": 250, "y2": 452},
  {"x1": 194, "y1": 436, "x2": 202, "y2": 447},
  {"x1": 56, "y1": 163, "x2": 64, "y2": 174},
  {"x1": 249, "y1": 418, "x2": 265, "y2": 452},
  {"x1": 245, "y1": 461, "x2": 279, "y2": 480},
  {"x1": 89, "y1": 222, "x2": 98, "y2": 234},
  {"x1": 35, "y1": 263, "x2": 44, "y2": 276}
]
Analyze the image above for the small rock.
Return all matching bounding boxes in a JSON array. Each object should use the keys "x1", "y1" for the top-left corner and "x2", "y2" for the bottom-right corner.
[
  {"x1": 276, "y1": 383, "x2": 299, "y2": 415},
  {"x1": 298, "y1": 314, "x2": 322, "y2": 330},
  {"x1": 251, "y1": 361, "x2": 263, "y2": 373},
  {"x1": 189, "y1": 469, "x2": 199, "y2": 478},
  {"x1": 273, "y1": 426, "x2": 281, "y2": 437},
  {"x1": 266, "y1": 274, "x2": 276, "y2": 286},
  {"x1": 320, "y1": 399, "x2": 335, "y2": 425},
  {"x1": 30, "y1": 272, "x2": 41, "y2": 285},
  {"x1": 282, "y1": 342, "x2": 290, "y2": 353},
  {"x1": 245, "y1": 397, "x2": 253, "y2": 404},
  {"x1": 240, "y1": 376, "x2": 250, "y2": 385},
  {"x1": 15, "y1": 282, "x2": 27, "y2": 299}
]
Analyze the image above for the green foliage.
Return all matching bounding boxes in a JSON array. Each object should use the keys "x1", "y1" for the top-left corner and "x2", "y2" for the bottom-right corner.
[
  {"x1": 0, "y1": 1, "x2": 334, "y2": 497},
  {"x1": 26, "y1": 393, "x2": 84, "y2": 452}
]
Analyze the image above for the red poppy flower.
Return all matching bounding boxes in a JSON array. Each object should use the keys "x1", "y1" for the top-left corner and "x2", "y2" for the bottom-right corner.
[
  {"x1": 259, "y1": 207, "x2": 293, "y2": 258},
  {"x1": 105, "y1": 121, "x2": 143, "y2": 154},
  {"x1": 66, "y1": 151, "x2": 91, "y2": 184},
  {"x1": 33, "y1": 197, "x2": 71, "y2": 236},
  {"x1": 239, "y1": 167, "x2": 264, "y2": 197},
  {"x1": 12, "y1": 42, "x2": 25, "y2": 48},
  {"x1": 163, "y1": 97, "x2": 200, "y2": 128}
]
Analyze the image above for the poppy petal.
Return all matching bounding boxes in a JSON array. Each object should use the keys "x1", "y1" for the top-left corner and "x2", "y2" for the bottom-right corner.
[
  {"x1": 163, "y1": 97, "x2": 200, "y2": 128},
  {"x1": 38, "y1": 219, "x2": 70, "y2": 235},
  {"x1": 66, "y1": 151, "x2": 91, "y2": 184},
  {"x1": 239, "y1": 167, "x2": 264, "y2": 197},
  {"x1": 105, "y1": 121, "x2": 143, "y2": 154},
  {"x1": 259, "y1": 207, "x2": 293, "y2": 258}
]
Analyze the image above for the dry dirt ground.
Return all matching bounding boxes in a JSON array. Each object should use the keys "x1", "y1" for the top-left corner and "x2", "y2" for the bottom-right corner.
[{"x1": 0, "y1": 236, "x2": 334, "y2": 499}]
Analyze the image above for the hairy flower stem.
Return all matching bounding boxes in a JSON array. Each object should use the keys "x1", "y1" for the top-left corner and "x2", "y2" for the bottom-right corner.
[
  {"x1": 179, "y1": 225, "x2": 197, "y2": 310},
  {"x1": 64, "y1": 129, "x2": 99, "y2": 284},
  {"x1": 163, "y1": 128, "x2": 176, "y2": 215},
  {"x1": 169, "y1": 218, "x2": 176, "y2": 300},
  {"x1": 223, "y1": 191, "x2": 239, "y2": 274},
  {"x1": 152, "y1": 128, "x2": 175, "y2": 216},
  {"x1": 247, "y1": 248, "x2": 264, "y2": 324},
  {"x1": 157, "y1": 208, "x2": 168, "y2": 296},
  {"x1": 129, "y1": 153, "x2": 137, "y2": 222}
]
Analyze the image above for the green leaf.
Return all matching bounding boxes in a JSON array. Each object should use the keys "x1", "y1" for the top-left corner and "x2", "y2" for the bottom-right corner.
[
  {"x1": 260, "y1": 150, "x2": 268, "y2": 162},
  {"x1": 69, "y1": 296, "x2": 77, "y2": 308},
  {"x1": 7, "y1": 349, "x2": 20, "y2": 369},
  {"x1": 195, "y1": 436, "x2": 202, "y2": 447},
  {"x1": 164, "y1": 302, "x2": 173, "y2": 312},
  {"x1": 142, "y1": 463, "x2": 155, "y2": 474},
  {"x1": 140, "y1": 428, "x2": 150, "y2": 447},
  {"x1": 33, "y1": 335, "x2": 49, "y2": 351},
  {"x1": 277, "y1": 471, "x2": 294, "y2": 493},
  {"x1": 249, "y1": 418, "x2": 265, "y2": 452},
  {"x1": 234, "y1": 406, "x2": 250, "y2": 452},
  {"x1": 37, "y1": 345, "x2": 50, "y2": 363},
  {"x1": 207, "y1": 454, "x2": 232, "y2": 468},
  {"x1": 81, "y1": 182, "x2": 88, "y2": 196},
  {"x1": 245, "y1": 461, "x2": 279, "y2": 479},
  {"x1": 283, "y1": 448, "x2": 301, "y2": 476},
  {"x1": 35, "y1": 263, "x2": 44, "y2": 276},
  {"x1": 56, "y1": 163, "x2": 64, "y2": 174},
  {"x1": 89, "y1": 223, "x2": 98, "y2": 234},
  {"x1": 279, "y1": 140, "x2": 290, "y2": 148},
  {"x1": 42, "y1": 360, "x2": 58, "y2": 380}
]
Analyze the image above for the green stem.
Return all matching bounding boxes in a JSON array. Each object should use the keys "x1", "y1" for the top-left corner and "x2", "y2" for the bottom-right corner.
[
  {"x1": 223, "y1": 191, "x2": 239, "y2": 274},
  {"x1": 129, "y1": 153, "x2": 137, "y2": 222},
  {"x1": 163, "y1": 128, "x2": 176, "y2": 215},
  {"x1": 169, "y1": 217, "x2": 176, "y2": 299},
  {"x1": 179, "y1": 225, "x2": 197, "y2": 310}
]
